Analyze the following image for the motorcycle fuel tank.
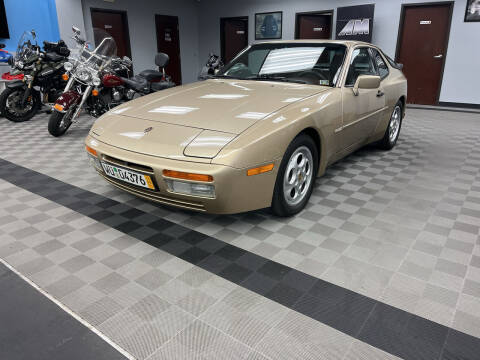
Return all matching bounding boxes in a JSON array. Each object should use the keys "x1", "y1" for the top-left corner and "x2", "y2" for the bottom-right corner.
[{"x1": 102, "y1": 74, "x2": 124, "y2": 88}]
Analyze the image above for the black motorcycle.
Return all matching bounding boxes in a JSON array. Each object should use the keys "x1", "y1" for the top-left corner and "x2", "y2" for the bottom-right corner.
[
  {"x1": 0, "y1": 30, "x2": 69, "y2": 122},
  {"x1": 120, "y1": 53, "x2": 175, "y2": 96},
  {"x1": 198, "y1": 53, "x2": 224, "y2": 80}
]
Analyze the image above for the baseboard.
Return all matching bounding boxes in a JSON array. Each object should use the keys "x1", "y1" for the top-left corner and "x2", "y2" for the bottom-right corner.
[{"x1": 438, "y1": 101, "x2": 480, "y2": 110}]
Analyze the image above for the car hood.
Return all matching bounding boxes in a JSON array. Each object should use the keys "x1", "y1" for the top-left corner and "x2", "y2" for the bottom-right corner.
[
  {"x1": 91, "y1": 79, "x2": 327, "y2": 160},
  {"x1": 110, "y1": 79, "x2": 328, "y2": 134}
]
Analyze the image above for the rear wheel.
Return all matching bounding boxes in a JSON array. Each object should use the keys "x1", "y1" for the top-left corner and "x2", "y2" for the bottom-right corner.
[
  {"x1": 271, "y1": 134, "x2": 318, "y2": 217},
  {"x1": 48, "y1": 107, "x2": 75, "y2": 137},
  {"x1": 378, "y1": 101, "x2": 403, "y2": 150},
  {"x1": 0, "y1": 87, "x2": 41, "y2": 122}
]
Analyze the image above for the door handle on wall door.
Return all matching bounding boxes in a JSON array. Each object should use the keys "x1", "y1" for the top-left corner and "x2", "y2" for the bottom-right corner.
[
  {"x1": 433, "y1": 54, "x2": 443, "y2": 59},
  {"x1": 376, "y1": 90, "x2": 384, "y2": 97}
]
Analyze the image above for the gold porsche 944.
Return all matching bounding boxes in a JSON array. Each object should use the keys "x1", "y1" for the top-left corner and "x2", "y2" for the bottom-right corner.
[{"x1": 85, "y1": 40, "x2": 407, "y2": 216}]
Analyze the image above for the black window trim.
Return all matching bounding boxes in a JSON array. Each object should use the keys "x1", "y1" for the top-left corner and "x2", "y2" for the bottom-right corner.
[
  {"x1": 369, "y1": 47, "x2": 390, "y2": 80},
  {"x1": 344, "y1": 46, "x2": 378, "y2": 88}
]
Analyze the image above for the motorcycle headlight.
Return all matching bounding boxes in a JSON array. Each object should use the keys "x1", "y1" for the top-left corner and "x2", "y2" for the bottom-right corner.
[
  {"x1": 92, "y1": 76, "x2": 101, "y2": 86},
  {"x1": 64, "y1": 61, "x2": 73, "y2": 71},
  {"x1": 76, "y1": 67, "x2": 91, "y2": 82}
]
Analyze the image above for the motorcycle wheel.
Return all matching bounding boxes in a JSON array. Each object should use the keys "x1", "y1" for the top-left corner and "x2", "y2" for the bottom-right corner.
[
  {"x1": 48, "y1": 107, "x2": 75, "y2": 137},
  {"x1": 0, "y1": 87, "x2": 41, "y2": 122}
]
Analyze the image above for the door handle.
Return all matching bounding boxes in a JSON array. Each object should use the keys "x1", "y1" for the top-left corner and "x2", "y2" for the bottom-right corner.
[
  {"x1": 376, "y1": 90, "x2": 385, "y2": 97},
  {"x1": 433, "y1": 54, "x2": 443, "y2": 59}
]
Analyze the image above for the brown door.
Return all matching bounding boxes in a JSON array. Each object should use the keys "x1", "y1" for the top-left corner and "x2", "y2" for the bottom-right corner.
[
  {"x1": 296, "y1": 13, "x2": 332, "y2": 39},
  {"x1": 396, "y1": 3, "x2": 452, "y2": 105},
  {"x1": 221, "y1": 17, "x2": 248, "y2": 63},
  {"x1": 155, "y1": 15, "x2": 182, "y2": 85},
  {"x1": 91, "y1": 9, "x2": 131, "y2": 58}
]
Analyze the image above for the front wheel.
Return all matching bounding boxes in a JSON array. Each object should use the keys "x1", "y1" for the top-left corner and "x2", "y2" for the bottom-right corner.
[
  {"x1": 0, "y1": 87, "x2": 41, "y2": 122},
  {"x1": 271, "y1": 134, "x2": 319, "y2": 217},
  {"x1": 48, "y1": 107, "x2": 75, "y2": 137}
]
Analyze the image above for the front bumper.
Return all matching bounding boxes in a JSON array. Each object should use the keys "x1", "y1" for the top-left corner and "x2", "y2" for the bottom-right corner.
[{"x1": 85, "y1": 135, "x2": 280, "y2": 214}]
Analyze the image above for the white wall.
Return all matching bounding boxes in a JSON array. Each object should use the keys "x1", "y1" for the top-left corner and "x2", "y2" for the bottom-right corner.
[
  {"x1": 57, "y1": 0, "x2": 200, "y2": 83},
  {"x1": 55, "y1": 0, "x2": 86, "y2": 49},
  {"x1": 197, "y1": 0, "x2": 480, "y2": 105}
]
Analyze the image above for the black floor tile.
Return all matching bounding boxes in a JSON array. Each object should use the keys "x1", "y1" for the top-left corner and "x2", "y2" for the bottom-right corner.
[
  {"x1": 215, "y1": 244, "x2": 247, "y2": 261},
  {"x1": 241, "y1": 272, "x2": 277, "y2": 296},
  {"x1": 441, "y1": 329, "x2": 480, "y2": 360},
  {"x1": 198, "y1": 254, "x2": 231, "y2": 273},
  {"x1": 219, "y1": 263, "x2": 252, "y2": 283},
  {"x1": 0, "y1": 263, "x2": 125, "y2": 360},
  {"x1": 265, "y1": 283, "x2": 303, "y2": 307},
  {"x1": 257, "y1": 260, "x2": 291, "y2": 281},
  {"x1": 358, "y1": 302, "x2": 448, "y2": 360},
  {"x1": 294, "y1": 280, "x2": 377, "y2": 338},
  {"x1": 178, "y1": 247, "x2": 210, "y2": 264},
  {"x1": 179, "y1": 230, "x2": 209, "y2": 245}
]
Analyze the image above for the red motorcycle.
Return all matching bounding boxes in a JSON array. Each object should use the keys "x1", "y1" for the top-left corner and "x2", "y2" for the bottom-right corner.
[{"x1": 48, "y1": 27, "x2": 174, "y2": 137}]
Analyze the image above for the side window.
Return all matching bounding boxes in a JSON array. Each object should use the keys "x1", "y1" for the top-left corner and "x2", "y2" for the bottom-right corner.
[
  {"x1": 345, "y1": 48, "x2": 377, "y2": 87},
  {"x1": 370, "y1": 48, "x2": 389, "y2": 79}
]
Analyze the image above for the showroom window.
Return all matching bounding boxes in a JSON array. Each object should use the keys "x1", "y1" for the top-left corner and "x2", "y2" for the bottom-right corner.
[
  {"x1": 370, "y1": 48, "x2": 389, "y2": 79},
  {"x1": 345, "y1": 47, "x2": 377, "y2": 87}
]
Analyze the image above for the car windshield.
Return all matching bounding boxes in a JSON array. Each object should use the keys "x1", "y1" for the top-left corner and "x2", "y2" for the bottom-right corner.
[{"x1": 217, "y1": 43, "x2": 347, "y2": 86}]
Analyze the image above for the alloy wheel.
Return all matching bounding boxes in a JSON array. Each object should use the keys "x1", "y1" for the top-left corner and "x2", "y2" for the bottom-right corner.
[
  {"x1": 389, "y1": 105, "x2": 401, "y2": 143},
  {"x1": 283, "y1": 146, "x2": 314, "y2": 206}
]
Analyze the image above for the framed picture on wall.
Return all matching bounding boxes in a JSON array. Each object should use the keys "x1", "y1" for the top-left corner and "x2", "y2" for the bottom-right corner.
[
  {"x1": 465, "y1": 0, "x2": 480, "y2": 22},
  {"x1": 255, "y1": 11, "x2": 282, "y2": 40}
]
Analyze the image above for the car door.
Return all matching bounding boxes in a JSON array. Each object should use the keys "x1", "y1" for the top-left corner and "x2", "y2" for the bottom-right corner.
[{"x1": 340, "y1": 47, "x2": 386, "y2": 150}]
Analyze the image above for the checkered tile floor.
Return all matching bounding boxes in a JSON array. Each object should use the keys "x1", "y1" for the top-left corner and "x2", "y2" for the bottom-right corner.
[{"x1": 0, "y1": 108, "x2": 479, "y2": 359}]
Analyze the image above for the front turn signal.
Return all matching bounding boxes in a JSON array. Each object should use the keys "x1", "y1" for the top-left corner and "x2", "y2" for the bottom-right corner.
[
  {"x1": 247, "y1": 163, "x2": 274, "y2": 176},
  {"x1": 62, "y1": 73, "x2": 69, "y2": 81},
  {"x1": 92, "y1": 89, "x2": 99, "y2": 97},
  {"x1": 85, "y1": 145, "x2": 97, "y2": 157},
  {"x1": 162, "y1": 170, "x2": 213, "y2": 182},
  {"x1": 53, "y1": 104, "x2": 64, "y2": 112}
]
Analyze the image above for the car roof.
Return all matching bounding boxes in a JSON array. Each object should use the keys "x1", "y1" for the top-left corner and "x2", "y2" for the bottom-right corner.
[{"x1": 252, "y1": 39, "x2": 372, "y2": 47}]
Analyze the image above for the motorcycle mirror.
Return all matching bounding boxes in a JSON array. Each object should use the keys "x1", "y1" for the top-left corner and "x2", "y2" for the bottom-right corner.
[
  {"x1": 72, "y1": 26, "x2": 81, "y2": 35},
  {"x1": 31, "y1": 30, "x2": 36, "y2": 38}
]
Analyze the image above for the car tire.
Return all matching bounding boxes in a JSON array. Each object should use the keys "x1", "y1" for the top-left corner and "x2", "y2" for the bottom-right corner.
[
  {"x1": 271, "y1": 133, "x2": 319, "y2": 217},
  {"x1": 378, "y1": 100, "x2": 403, "y2": 150}
]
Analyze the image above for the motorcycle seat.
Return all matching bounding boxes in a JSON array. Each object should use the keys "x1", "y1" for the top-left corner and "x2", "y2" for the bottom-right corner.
[
  {"x1": 45, "y1": 52, "x2": 65, "y2": 62},
  {"x1": 138, "y1": 69, "x2": 163, "y2": 82},
  {"x1": 44, "y1": 40, "x2": 60, "y2": 48},
  {"x1": 151, "y1": 81, "x2": 175, "y2": 91},
  {"x1": 122, "y1": 76, "x2": 149, "y2": 93}
]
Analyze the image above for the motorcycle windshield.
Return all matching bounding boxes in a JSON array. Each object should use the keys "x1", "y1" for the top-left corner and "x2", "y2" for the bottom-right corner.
[
  {"x1": 15, "y1": 31, "x2": 38, "y2": 63},
  {"x1": 79, "y1": 28, "x2": 117, "y2": 71}
]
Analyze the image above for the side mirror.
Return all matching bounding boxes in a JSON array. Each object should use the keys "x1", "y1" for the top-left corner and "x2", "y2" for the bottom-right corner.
[{"x1": 353, "y1": 75, "x2": 381, "y2": 96}]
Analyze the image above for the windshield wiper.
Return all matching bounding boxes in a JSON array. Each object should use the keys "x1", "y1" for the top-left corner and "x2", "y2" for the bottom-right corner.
[{"x1": 246, "y1": 75, "x2": 308, "y2": 84}]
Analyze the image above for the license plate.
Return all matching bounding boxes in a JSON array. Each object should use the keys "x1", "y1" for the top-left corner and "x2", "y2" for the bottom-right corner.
[{"x1": 101, "y1": 162, "x2": 155, "y2": 190}]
